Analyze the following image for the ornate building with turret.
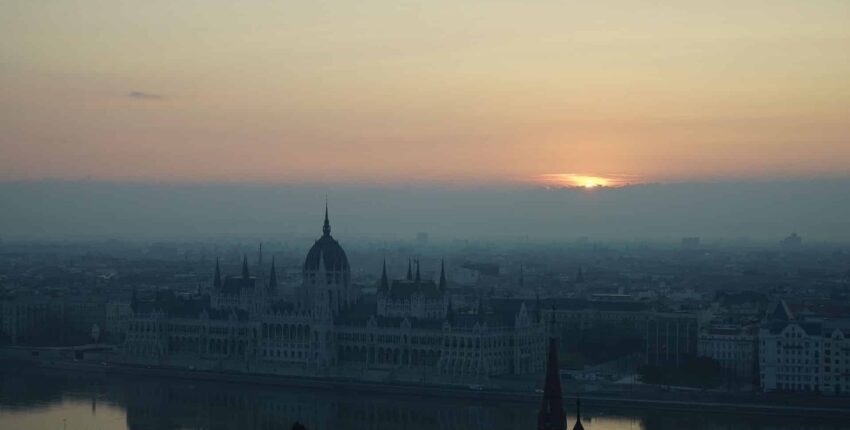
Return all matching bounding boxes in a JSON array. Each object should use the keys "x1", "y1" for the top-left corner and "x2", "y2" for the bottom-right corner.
[{"x1": 121, "y1": 205, "x2": 547, "y2": 378}]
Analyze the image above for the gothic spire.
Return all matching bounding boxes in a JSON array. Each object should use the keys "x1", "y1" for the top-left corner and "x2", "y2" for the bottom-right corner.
[
  {"x1": 322, "y1": 199, "x2": 331, "y2": 236},
  {"x1": 519, "y1": 264, "x2": 524, "y2": 288},
  {"x1": 572, "y1": 397, "x2": 584, "y2": 430},
  {"x1": 439, "y1": 258, "x2": 447, "y2": 290},
  {"x1": 414, "y1": 259, "x2": 421, "y2": 284},
  {"x1": 379, "y1": 258, "x2": 389, "y2": 293},
  {"x1": 268, "y1": 257, "x2": 278, "y2": 292},
  {"x1": 406, "y1": 258, "x2": 413, "y2": 281},
  {"x1": 214, "y1": 258, "x2": 222, "y2": 289},
  {"x1": 537, "y1": 336, "x2": 566, "y2": 430},
  {"x1": 258, "y1": 243, "x2": 263, "y2": 268},
  {"x1": 242, "y1": 255, "x2": 250, "y2": 279}
]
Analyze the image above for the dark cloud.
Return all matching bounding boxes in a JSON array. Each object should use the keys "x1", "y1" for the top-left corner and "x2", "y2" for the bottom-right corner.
[{"x1": 127, "y1": 91, "x2": 166, "y2": 100}]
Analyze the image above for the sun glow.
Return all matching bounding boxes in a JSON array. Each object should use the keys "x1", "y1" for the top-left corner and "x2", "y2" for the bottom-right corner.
[{"x1": 536, "y1": 173, "x2": 634, "y2": 189}]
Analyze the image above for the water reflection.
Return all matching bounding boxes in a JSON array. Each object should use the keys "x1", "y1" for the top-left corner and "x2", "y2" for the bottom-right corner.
[{"x1": 0, "y1": 369, "x2": 846, "y2": 430}]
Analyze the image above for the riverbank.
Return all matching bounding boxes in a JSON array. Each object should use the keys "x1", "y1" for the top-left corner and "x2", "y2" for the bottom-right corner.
[{"x1": 9, "y1": 358, "x2": 849, "y2": 418}]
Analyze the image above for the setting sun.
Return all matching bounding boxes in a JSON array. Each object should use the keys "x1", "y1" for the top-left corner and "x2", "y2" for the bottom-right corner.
[{"x1": 536, "y1": 173, "x2": 631, "y2": 189}]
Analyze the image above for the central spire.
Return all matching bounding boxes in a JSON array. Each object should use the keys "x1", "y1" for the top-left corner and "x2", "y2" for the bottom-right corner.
[
  {"x1": 537, "y1": 336, "x2": 566, "y2": 430},
  {"x1": 322, "y1": 198, "x2": 331, "y2": 236}
]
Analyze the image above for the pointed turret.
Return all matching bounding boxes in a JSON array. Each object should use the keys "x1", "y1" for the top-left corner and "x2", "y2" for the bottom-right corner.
[
  {"x1": 322, "y1": 199, "x2": 331, "y2": 236},
  {"x1": 214, "y1": 258, "x2": 222, "y2": 289},
  {"x1": 258, "y1": 243, "x2": 263, "y2": 268},
  {"x1": 519, "y1": 264, "x2": 525, "y2": 288},
  {"x1": 379, "y1": 258, "x2": 389, "y2": 293},
  {"x1": 268, "y1": 257, "x2": 278, "y2": 293},
  {"x1": 406, "y1": 258, "x2": 413, "y2": 281},
  {"x1": 241, "y1": 255, "x2": 250, "y2": 279},
  {"x1": 439, "y1": 259, "x2": 447, "y2": 291},
  {"x1": 537, "y1": 336, "x2": 566, "y2": 430},
  {"x1": 414, "y1": 259, "x2": 421, "y2": 284},
  {"x1": 572, "y1": 397, "x2": 584, "y2": 430},
  {"x1": 446, "y1": 296, "x2": 455, "y2": 324}
]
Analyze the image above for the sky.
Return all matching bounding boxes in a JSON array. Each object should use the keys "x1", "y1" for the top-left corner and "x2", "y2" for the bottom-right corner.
[{"x1": 2, "y1": 0, "x2": 850, "y2": 185}]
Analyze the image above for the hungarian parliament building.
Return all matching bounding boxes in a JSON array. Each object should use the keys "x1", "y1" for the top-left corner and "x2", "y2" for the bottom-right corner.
[{"x1": 121, "y1": 207, "x2": 548, "y2": 379}]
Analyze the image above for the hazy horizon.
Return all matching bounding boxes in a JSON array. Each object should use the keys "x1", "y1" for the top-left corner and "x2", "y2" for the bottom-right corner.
[{"x1": 2, "y1": 178, "x2": 848, "y2": 242}]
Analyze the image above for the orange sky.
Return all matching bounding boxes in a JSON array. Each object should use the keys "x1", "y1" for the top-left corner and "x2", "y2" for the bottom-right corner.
[{"x1": 2, "y1": 1, "x2": 849, "y2": 185}]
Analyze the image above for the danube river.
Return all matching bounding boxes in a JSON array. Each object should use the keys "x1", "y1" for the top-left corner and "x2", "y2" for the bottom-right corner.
[{"x1": 0, "y1": 368, "x2": 847, "y2": 430}]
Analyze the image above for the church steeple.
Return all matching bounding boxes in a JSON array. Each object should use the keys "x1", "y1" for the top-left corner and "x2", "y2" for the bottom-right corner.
[
  {"x1": 379, "y1": 258, "x2": 389, "y2": 293},
  {"x1": 572, "y1": 397, "x2": 584, "y2": 430},
  {"x1": 519, "y1": 264, "x2": 524, "y2": 288},
  {"x1": 214, "y1": 258, "x2": 222, "y2": 289},
  {"x1": 439, "y1": 259, "x2": 447, "y2": 291},
  {"x1": 406, "y1": 258, "x2": 413, "y2": 281},
  {"x1": 414, "y1": 259, "x2": 421, "y2": 284},
  {"x1": 322, "y1": 199, "x2": 331, "y2": 236},
  {"x1": 258, "y1": 243, "x2": 263, "y2": 268},
  {"x1": 242, "y1": 255, "x2": 250, "y2": 279},
  {"x1": 268, "y1": 257, "x2": 278, "y2": 293},
  {"x1": 537, "y1": 336, "x2": 566, "y2": 430}
]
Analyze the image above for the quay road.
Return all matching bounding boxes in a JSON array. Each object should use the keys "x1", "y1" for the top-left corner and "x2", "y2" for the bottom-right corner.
[{"x1": 14, "y1": 359, "x2": 850, "y2": 419}]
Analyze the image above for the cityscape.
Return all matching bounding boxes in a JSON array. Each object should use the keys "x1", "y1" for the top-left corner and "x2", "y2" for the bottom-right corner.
[{"x1": 3, "y1": 0, "x2": 850, "y2": 429}]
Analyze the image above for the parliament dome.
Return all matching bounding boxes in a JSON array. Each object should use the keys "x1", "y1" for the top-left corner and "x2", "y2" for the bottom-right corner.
[{"x1": 303, "y1": 205, "x2": 350, "y2": 273}]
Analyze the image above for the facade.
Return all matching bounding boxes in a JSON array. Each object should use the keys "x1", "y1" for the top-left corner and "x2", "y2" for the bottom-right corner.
[
  {"x1": 1, "y1": 293, "x2": 107, "y2": 345},
  {"x1": 121, "y1": 206, "x2": 547, "y2": 379},
  {"x1": 698, "y1": 324, "x2": 757, "y2": 378},
  {"x1": 543, "y1": 299, "x2": 698, "y2": 366},
  {"x1": 759, "y1": 300, "x2": 850, "y2": 395}
]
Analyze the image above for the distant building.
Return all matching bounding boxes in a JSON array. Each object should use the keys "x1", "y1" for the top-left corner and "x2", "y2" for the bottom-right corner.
[
  {"x1": 780, "y1": 232, "x2": 802, "y2": 248},
  {"x1": 121, "y1": 204, "x2": 546, "y2": 378},
  {"x1": 698, "y1": 323, "x2": 757, "y2": 378},
  {"x1": 759, "y1": 300, "x2": 850, "y2": 395}
]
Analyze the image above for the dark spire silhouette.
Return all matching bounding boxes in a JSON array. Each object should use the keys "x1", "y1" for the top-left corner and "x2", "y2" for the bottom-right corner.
[
  {"x1": 414, "y1": 259, "x2": 421, "y2": 283},
  {"x1": 520, "y1": 264, "x2": 524, "y2": 288},
  {"x1": 258, "y1": 243, "x2": 263, "y2": 268},
  {"x1": 379, "y1": 258, "x2": 389, "y2": 293},
  {"x1": 268, "y1": 257, "x2": 278, "y2": 292},
  {"x1": 439, "y1": 259, "x2": 448, "y2": 290},
  {"x1": 572, "y1": 397, "x2": 584, "y2": 430},
  {"x1": 214, "y1": 258, "x2": 222, "y2": 289},
  {"x1": 537, "y1": 336, "x2": 566, "y2": 430},
  {"x1": 322, "y1": 199, "x2": 331, "y2": 236},
  {"x1": 241, "y1": 255, "x2": 250, "y2": 279},
  {"x1": 406, "y1": 258, "x2": 413, "y2": 281}
]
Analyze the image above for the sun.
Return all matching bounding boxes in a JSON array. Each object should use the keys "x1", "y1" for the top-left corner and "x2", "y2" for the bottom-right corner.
[
  {"x1": 580, "y1": 177, "x2": 606, "y2": 188},
  {"x1": 536, "y1": 174, "x2": 615, "y2": 189}
]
